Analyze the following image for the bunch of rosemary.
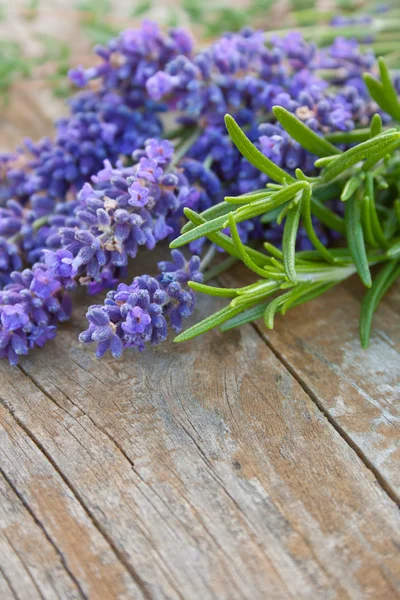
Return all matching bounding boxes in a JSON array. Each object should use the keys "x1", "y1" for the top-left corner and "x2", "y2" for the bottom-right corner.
[{"x1": 172, "y1": 58, "x2": 400, "y2": 349}]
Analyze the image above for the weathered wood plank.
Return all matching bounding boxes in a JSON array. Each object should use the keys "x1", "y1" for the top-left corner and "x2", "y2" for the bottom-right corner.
[
  {"x1": 0, "y1": 285, "x2": 399, "y2": 599},
  {"x1": 223, "y1": 267, "x2": 400, "y2": 500},
  {"x1": 0, "y1": 472, "x2": 81, "y2": 600},
  {"x1": 0, "y1": 399, "x2": 147, "y2": 599}
]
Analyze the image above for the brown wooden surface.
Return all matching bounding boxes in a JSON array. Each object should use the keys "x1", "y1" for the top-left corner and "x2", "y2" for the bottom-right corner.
[{"x1": 1, "y1": 3, "x2": 400, "y2": 599}]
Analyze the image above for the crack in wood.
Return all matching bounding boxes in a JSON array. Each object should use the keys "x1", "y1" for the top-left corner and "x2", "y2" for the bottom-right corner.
[
  {"x1": 250, "y1": 323, "x2": 400, "y2": 508},
  {"x1": 0, "y1": 466, "x2": 87, "y2": 600},
  {"x1": 0, "y1": 395, "x2": 154, "y2": 600}
]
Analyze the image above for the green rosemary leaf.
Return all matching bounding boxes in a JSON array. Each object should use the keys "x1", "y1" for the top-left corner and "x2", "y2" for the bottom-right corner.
[
  {"x1": 301, "y1": 187, "x2": 337, "y2": 263},
  {"x1": 370, "y1": 113, "x2": 382, "y2": 138},
  {"x1": 259, "y1": 205, "x2": 283, "y2": 224},
  {"x1": 365, "y1": 174, "x2": 389, "y2": 248},
  {"x1": 325, "y1": 128, "x2": 372, "y2": 145},
  {"x1": 236, "y1": 280, "x2": 281, "y2": 297},
  {"x1": 314, "y1": 155, "x2": 340, "y2": 168},
  {"x1": 360, "y1": 259, "x2": 400, "y2": 349},
  {"x1": 170, "y1": 213, "x2": 228, "y2": 248},
  {"x1": 174, "y1": 304, "x2": 245, "y2": 342},
  {"x1": 266, "y1": 183, "x2": 284, "y2": 190},
  {"x1": 362, "y1": 138, "x2": 400, "y2": 172},
  {"x1": 231, "y1": 281, "x2": 282, "y2": 307},
  {"x1": 282, "y1": 200, "x2": 302, "y2": 284},
  {"x1": 224, "y1": 114, "x2": 295, "y2": 184},
  {"x1": 180, "y1": 201, "x2": 234, "y2": 234},
  {"x1": 361, "y1": 195, "x2": 378, "y2": 248},
  {"x1": 182, "y1": 209, "x2": 267, "y2": 266},
  {"x1": 340, "y1": 175, "x2": 363, "y2": 202},
  {"x1": 377, "y1": 57, "x2": 400, "y2": 121},
  {"x1": 345, "y1": 194, "x2": 372, "y2": 287},
  {"x1": 282, "y1": 280, "x2": 338, "y2": 311},
  {"x1": 280, "y1": 281, "x2": 323, "y2": 314},
  {"x1": 220, "y1": 302, "x2": 270, "y2": 331},
  {"x1": 228, "y1": 214, "x2": 274, "y2": 278},
  {"x1": 384, "y1": 208, "x2": 398, "y2": 240},
  {"x1": 263, "y1": 242, "x2": 283, "y2": 260},
  {"x1": 264, "y1": 291, "x2": 294, "y2": 329},
  {"x1": 130, "y1": 0, "x2": 152, "y2": 16},
  {"x1": 233, "y1": 181, "x2": 309, "y2": 222},
  {"x1": 224, "y1": 191, "x2": 272, "y2": 204},
  {"x1": 310, "y1": 196, "x2": 346, "y2": 235},
  {"x1": 273, "y1": 106, "x2": 341, "y2": 157},
  {"x1": 387, "y1": 240, "x2": 400, "y2": 258},
  {"x1": 363, "y1": 73, "x2": 395, "y2": 116},
  {"x1": 188, "y1": 282, "x2": 240, "y2": 298},
  {"x1": 276, "y1": 202, "x2": 291, "y2": 226},
  {"x1": 294, "y1": 168, "x2": 318, "y2": 183},
  {"x1": 395, "y1": 199, "x2": 400, "y2": 225},
  {"x1": 320, "y1": 133, "x2": 400, "y2": 183}
]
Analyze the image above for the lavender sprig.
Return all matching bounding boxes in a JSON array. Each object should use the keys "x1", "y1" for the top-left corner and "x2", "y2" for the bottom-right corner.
[
  {"x1": 79, "y1": 249, "x2": 202, "y2": 357},
  {"x1": 0, "y1": 259, "x2": 73, "y2": 365}
]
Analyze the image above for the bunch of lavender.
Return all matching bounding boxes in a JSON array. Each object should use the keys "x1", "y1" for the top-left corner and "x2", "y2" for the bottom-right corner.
[
  {"x1": 79, "y1": 249, "x2": 202, "y2": 358},
  {"x1": 170, "y1": 59, "x2": 400, "y2": 350},
  {"x1": 0, "y1": 21, "x2": 397, "y2": 365}
]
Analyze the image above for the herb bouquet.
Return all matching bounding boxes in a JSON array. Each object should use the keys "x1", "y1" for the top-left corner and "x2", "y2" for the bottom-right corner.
[{"x1": 1, "y1": 16, "x2": 400, "y2": 364}]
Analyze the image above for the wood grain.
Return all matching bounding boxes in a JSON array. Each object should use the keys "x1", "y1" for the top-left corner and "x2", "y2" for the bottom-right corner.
[
  {"x1": 222, "y1": 266, "x2": 400, "y2": 501},
  {"x1": 1, "y1": 284, "x2": 400, "y2": 599}
]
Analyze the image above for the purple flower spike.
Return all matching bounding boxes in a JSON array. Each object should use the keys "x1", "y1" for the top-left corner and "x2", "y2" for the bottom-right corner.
[
  {"x1": 0, "y1": 263, "x2": 72, "y2": 365},
  {"x1": 79, "y1": 251, "x2": 201, "y2": 358}
]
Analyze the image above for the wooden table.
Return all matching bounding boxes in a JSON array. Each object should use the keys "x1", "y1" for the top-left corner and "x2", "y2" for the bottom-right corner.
[{"x1": 1, "y1": 4, "x2": 400, "y2": 599}]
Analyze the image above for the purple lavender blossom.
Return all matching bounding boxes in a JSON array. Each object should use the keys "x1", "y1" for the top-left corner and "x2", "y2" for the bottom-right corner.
[
  {"x1": 60, "y1": 139, "x2": 203, "y2": 292},
  {"x1": 79, "y1": 250, "x2": 201, "y2": 358},
  {"x1": 0, "y1": 261, "x2": 72, "y2": 365}
]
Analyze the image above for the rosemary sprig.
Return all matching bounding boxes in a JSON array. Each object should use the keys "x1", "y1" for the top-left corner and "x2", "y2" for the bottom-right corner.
[{"x1": 173, "y1": 58, "x2": 400, "y2": 349}]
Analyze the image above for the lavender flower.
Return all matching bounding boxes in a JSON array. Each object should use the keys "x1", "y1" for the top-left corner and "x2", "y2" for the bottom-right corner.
[
  {"x1": 79, "y1": 250, "x2": 201, "y2": 358},
  {"x1": 60, "y1": 139, "x2": 202, "y2": 291},
  {"x1": 0, "y1": 259, "x2": 72, "y2": 365}
]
